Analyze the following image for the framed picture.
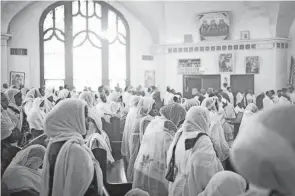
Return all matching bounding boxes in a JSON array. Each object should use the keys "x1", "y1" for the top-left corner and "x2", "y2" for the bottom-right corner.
[
  {"x1": 10, "y1": 71, "x2": 25, "y2": 88},
  {"x1": 144, "y1": 70, "x2": 155, "y2": 87},
  {"x1": 198, "y1": 11, "x2": 230, "y2": 41},
  {"x1": 241, "y1": 31, "x2": 250, "y2": 40},
  {"x1": 177, "y1": 59, "x2": 201, "y2": 75},
  {"x1": 219, "y1": 53, "x2": 234, "y2": 73},
  {"x1": 245, "y1": 56, "x2": 260, "y2": 74}
]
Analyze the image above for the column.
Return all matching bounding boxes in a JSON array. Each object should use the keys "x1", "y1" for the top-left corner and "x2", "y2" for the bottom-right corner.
[{"x1": 1, "y1": 33, "x2": 11, "y2": 85}]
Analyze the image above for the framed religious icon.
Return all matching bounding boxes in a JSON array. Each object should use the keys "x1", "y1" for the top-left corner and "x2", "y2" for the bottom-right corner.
[
  {"x1": 10, "y1": 71, "x2": 25, "y2": 88},
  {"x1": 144, "y1": 70, "x2": 155, "y2": 87},
  {"x1": 198, "y1": 11, "x2": 230, "y2": 41},
  {"x1": 218, "y1": 53, "x2": 234, "y2": 73},
  {"x1": 245, "y1": 56, "x2": 260, "y2": 74},
  {"x1": 241, "y1": 31, "x2": 250, "y2": 40}
]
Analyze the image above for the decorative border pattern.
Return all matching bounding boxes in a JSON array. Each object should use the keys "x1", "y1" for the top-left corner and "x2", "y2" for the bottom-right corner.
[{"x1": 167, "y1": 42, "x2": 288, "y2": 54}]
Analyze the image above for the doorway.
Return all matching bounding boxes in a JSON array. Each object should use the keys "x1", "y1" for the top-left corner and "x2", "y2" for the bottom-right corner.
[
  {"x1": 230, "y1": 75, "x2": 254, "y2": 102},
  {"x1": 183, "y1": 75, "x2": 221, "y2": 98}
]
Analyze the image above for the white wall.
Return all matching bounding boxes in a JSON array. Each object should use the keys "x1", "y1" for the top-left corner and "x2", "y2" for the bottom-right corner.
[
  {"x1": 288, "y1": 18, "x2": 295, "y2": 85},
  {"x1": 6, "y1": 1, "x2": 155, "y2": 88}
]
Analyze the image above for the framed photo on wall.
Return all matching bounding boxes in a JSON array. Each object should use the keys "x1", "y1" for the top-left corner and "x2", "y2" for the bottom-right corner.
[
  {"x1": 241, "y1": 31, "x2": 250, "y2": 40},
  {"x1": 10, "y1": 71, "x2": 25, "y2": 88},
  {"x1": 218, "y1": 53, "x2": 234, "y2": 73},
  {"x1": 245, "y1": 56, "x2": 260, "y2": 74},
  {"x1": 144, "y1": 70, "x2": 155, "y2": 87}
]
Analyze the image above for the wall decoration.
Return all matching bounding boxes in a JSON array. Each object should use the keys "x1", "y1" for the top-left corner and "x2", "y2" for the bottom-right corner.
[
  {"x1": 241, "y1": 31, "x2": 250, "y2": 40},
  {"x1": 10, "y1": 71, "x2": 25, "y2": 88},
  {"x1": 218, "y1": 53, "x2": 234, "y2": 73},
  {"x1": 178, "y1": 59, "x2": 201, "y2": 74},
  {"x1": 144, "y1": 70, "x2": 155, "y2": 87},
  {"x1": 198, "y1": 11, "x2": 230, "y2": 41},
  {"x1": 245, "y1": 56, "x2": 260, "y2": 74}
]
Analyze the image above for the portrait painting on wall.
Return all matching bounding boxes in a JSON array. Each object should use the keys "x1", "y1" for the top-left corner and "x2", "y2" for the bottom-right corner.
[
  {"x1": 198, "y1": 11, "x2": 230, "y2": 41},
  {"x1": 10, "y1": 71, "x2": 25, "y2": 88},
  {"x1": 246, "y1": 56, "x2": 260, "y2": 74},
  {"x1": 219, "y1": 53, "x2": 234, "y2": 73},
  {"x1": 178, "y1": 59, "x2": 201, "y2": 74},
  {"x1": 144, "y1": 70, "x2": 155, "y2": 87}
]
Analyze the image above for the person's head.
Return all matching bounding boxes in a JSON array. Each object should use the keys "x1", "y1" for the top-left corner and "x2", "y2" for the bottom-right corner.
[
  {"x1": 182, "y1": 106, "x2": 210, "y2": 133},
  {"x1": 207, "y1": 88, "x2": 213, "y2": 94},
  {"x1": 245, "y1": 103, "x2": 258, "y2": 114},
  {"x1": 39, "y1": 88, "x2": 45, "y2": 97},
  {"x1": 171, "y1": 89, "x2": 176, "y2": 94},
  {"x1": 182, "y1": 98, "x2": 200, "y2": 112},
  {"x1": 288, "y1": 87, "x2": 294, "y2": 93},
  {"x1": 266, "y1": 91, "x2": 272, "y2": 98},
  {"x1": 282, "y1": 88, "x2": 288, "y2": 95},
  {"x1": 166, "y1": 86, "x2": 171, "y2": 92},
  {"x1": 44, "y1": 99, "x2": 88, "y2": 138},
  {"x1": 59, "y1": 86, "x2": 63, "y2": 91},
  {"x1": 64, "y1": 85, "x2": 69, "y2": 90},
  {"x1": 173, "y1": 95, "x2": 179, "y2": 103},
  {"x1": 58, "y1": 89, "x2": 71, "y2": 100},
  {"x1": 151, "y1": 86, "x2": 157, "y2": 92},
  {"x1": 130, "y1": 96, "x2": 141, "y2": 108},
  {"x1": 10, "y1": 144, "x2": 46, "y2": 170},
  {"x1": 160, "y1": 103, "x2": 186, "y2": 128},
  {"x1": 270, "y1": 90, "x2": 275, "y2": 96},
  {"x1": 248, "y1": 89, "x2": 253, "y2": 95},
  {"x1": 1, "y1": 92, "x2": 9, "y2": 110},
  {"x1": 3, "y1": 83, "x2": 8, "y2": 89},
  {"x1": 200, "y1": 89, "x2": 206, "y2": 95},
  {"x1": 136, "y1": 97, "x2": 156, "y2": 117},
  {"x1": 223, "y1": 83, "x2": 228, "y2": 88},
  {"x1": 201, "y1": 97, "x2": 217, "y2": 112},
  {"x1": 198, "y1": 171, "x2": 248, "y2": 196},
  {"x1": 79, "y1": 91, "x2": 94, "y2": 108},
  {"x1": 231, "y1": 105, "x2": 295, "y2": 195},
  {"x1": 100, "y1": 93, "x2": 107, "y2": 103},
  {"x1": 6, "y1": 89, "x2": 22, "y2": 107},
  {"x1": 277, "y1": 90, "x2": 282, "y2": 97}
]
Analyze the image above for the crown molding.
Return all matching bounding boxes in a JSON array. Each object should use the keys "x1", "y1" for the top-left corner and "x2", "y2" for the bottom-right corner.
[{"x1": 151, "y1": 37, "x2": 291, "y2": 55}]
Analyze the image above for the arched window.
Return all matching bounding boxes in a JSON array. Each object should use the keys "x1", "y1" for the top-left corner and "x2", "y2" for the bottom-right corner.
[{"x1": 40, "y1": 0, "x2": 130, "y2": 91}]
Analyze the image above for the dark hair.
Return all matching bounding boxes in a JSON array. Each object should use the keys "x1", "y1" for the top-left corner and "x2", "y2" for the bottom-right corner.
[
  {"x1": 124, "y1": 86, "x2": 128, "y2": 92},
  {"x1": 282, "y1": 88, "x2": 287, "y2": 93},
  {"x1": 173, "y1": 96, "x2": 178, "y2": 102},
  {"x1": 270, "y1": 90, "x2": 275, "y2": 95},
  {"x1": 227, "y1": 87, "x2": 231, "y2": 90}
]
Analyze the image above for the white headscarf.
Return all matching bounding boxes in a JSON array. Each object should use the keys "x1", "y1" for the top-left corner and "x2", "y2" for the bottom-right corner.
[
  {"x1": 23, "y1": 88, "x2": 41, "y2": 103},
  {"x1": 125, "y1": 189, "x2": 150, "y2": 196},
  {"x1": 182, "y1": 106, "x2": 210, "y2": 133},
  {"x1": 41, "y1": 98, "x2": 103, "y2": 196},
  {"x1": 136, "y1": 97, "x2": 155, "y2": 117},
  {"x1": 231, "y1": 105, "x2": 295, "y2": 195},
  {"x1": 160, "y1": 103, "x2": 186, "y2": 128},
  {"x1": 121, "y1": 96, "x2": 141, "y2": 158},
  {"x1": 27, "y1": 98, "x2": 46, "y2": 130},
  {"x1": 201, "y1": 97, "x2": 217, "y2": 111},
  {"x1": 21, "y1": 87, "x2": 29, "y2": 100},
  {"x1": 57, "y1": 89, "x2": 71, "y2": 100},
  {"x1": 44, "y1": 92, "x2": 55, "y2": 114},
  {"x1": 1, "y1": 106, "x2": 15, "y2": 140},
  {"x1": 239, "y1": 103, "x2": 258, "y2": 132},
  {"x1": 198, "y1": 171, "x2": 247, "y2": 196},
  {"x1": 2, "y1": 144, "x2": 46, "y2": 193},
  {"x1": 5, "y1": 89, "x2": 23, "y2": 130},
  {"x1": 182, "y1": 98, "x2": 200, "y2": 112}
]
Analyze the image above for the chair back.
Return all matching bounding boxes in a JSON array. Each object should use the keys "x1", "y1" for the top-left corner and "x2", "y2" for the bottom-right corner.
[{"x1": 92, "y1": 147, "x2": 107, "y2": 184}]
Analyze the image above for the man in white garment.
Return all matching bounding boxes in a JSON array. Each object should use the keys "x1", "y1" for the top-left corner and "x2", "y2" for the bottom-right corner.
[
  {"x1": 225, "y1": 87, "x2": 234, "y2": 105},
  {"x1": 164, "y1": 86, "x2": 171, "y2": 105},
  {"x1": 279, "y1": 88, "x2": 291, "y2": 105},
  {"x1": 263, "y1": 91, "x2": 274, "y2": 109}
]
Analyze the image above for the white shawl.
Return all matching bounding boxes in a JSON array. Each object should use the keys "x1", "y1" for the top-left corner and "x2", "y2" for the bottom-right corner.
[
  {"x1": 41, "y1": 99, "x2": 103, "y2": 196},
  {"x1": 1, "y1": 106, "x2": 15, "y2": 139},
  {"x1": 5, "y1": 89, "x2": 23, "y2": 131},
  {"x1": 2, "y1": 145, "x2": 46, "y2": 193},
  {"x1": 27, "y1": 98, "x2": 46, "y2": 130}
]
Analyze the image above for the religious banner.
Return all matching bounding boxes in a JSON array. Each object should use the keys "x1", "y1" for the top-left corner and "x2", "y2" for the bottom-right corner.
[
  {"x1": 177, "y1": 59, "x2": 201, "y2": 75},
  {"x1": 219, "y1": 53, "x2": 234, "y2": 73},
  {"x1": 245, "y1": 56, "x2": 260, "y2": 74},
  {"x1": 144, "y1": 70, "x2": 155, "y2": 87},
  {"x1": 198, "y1": 11, "x2": 230, "y2": 41}
]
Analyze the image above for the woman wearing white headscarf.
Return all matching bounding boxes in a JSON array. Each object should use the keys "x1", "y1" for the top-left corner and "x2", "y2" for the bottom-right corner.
[
  {"x1": 198, "y1": 171, "x2": 248, "y2": 196},
  {"x1": 23, "y1": 88, "x2": 42, "y2": 116},
  {"x1": 182, "y1": 98, "x2": 200, "y2": 112},
  {"x1": 21, "y1": 87, "x2": 30, "y2": 100},
  {"x1": 108, "y1": 91, "x2": 124, "y2": 116},
  {"x1": 121, "y1": 96, "x2": 141, "y2": 172},
  {"x1": 44, "y1": 92, "x2": 55, "y2": 114},
  {"x1": 133, "y1": 103, "x2": 186, "y2": 196},
  {"x1": 41, "y1": 99, "x2": 103, "y2": 196},
  {"x1": 231, "y1": 105, "x2": 295, "y2": 195},
  {"x1": 167, "y1": 106, "x2": 223, "y2": 196},
  {"x1": 127, "y1": 97, "x2": 155, "y2": 182},
  {"x1": 201, "y1": 98, "x2": 230, "y2": 162},
  {"x1": 55, "y1": 89, "x2": 71, "y2": 104},
  {"x1": 2, "y1": 144, "x2": 46, "y2": 196},
  {"x1": 27, "y1": 98, "x2": 46, "y2": 138},
  {"x1": 239, "y1": 103, "x2": 258, "y2": 133},
  {"x1": 79, "y1": 91, "x2": 114, "y2": 165}
]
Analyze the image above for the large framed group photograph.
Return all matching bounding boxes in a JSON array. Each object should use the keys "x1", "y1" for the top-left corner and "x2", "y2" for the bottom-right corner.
[{"x1": 10, "y1": 71, "x2": 25, "y2": 88}]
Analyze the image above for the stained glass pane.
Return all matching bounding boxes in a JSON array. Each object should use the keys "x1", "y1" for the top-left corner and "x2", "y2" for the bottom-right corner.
[
  {"x1": 80, "y1": 0, "x2": 87, "y2": 16},
  {"x1": 73, "y1": 40, "x2": 102, "y2": 91},
  {"x1": 107, "y1": 10, "x2": 118, "y2": 42},
  {"x1": 94, "y1": 3, "x2": 101, "y2": 18},
  {"x1": 73, "y1": 32, "x2": 87, "y2": 48},
  {"x1": 88, "y1": 1, "x2": 95, "y2": 17},
  {"x1": 73, "y1": 15, "x2": 87, "y2": 37},
  {"x1": 55, "y1": 5, "x2": 65, "y2": 32},
  {"x1": 88, "y1": 16, "x2": 101, "y2": 34},
  {"x1": 44, "y1": 37, "x2": 65, "y2": 79},
  {"x1": 44, "y1": 29, "x2": 54, "y2": 40},
  {"x1": 118, "y1": 18, "x2": 126, "y2": 36},
  {"x1": 43, "y1": 10, "x2": 53, "y2": 31},
  {"x1": 88, "y1": 33, "x2": 102, "y2": 48},
  {"x1": 109, "y1": 40, "x2": 126, "y2": 89},
  {"x1": 72, "y1": 0, "x2": 79, "y2": 15}
]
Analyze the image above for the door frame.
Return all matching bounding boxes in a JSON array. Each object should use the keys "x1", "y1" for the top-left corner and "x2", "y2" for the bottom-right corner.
[{"x1": 183, "y1": 74, "x2": 221, "y2": 96}]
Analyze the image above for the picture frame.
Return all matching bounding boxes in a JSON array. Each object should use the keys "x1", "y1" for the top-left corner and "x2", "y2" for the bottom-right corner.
[
  {"x1": 218, "y1": 53, "x2": 234, "y2": 73},
  {"x1": 10, "y1": 71, "x2": 25, "y2": 88},
  {"x1": 241, "y1": 31, "x2": 250, "y2": 40},
  {"x1": 245, "y1": 56, "x2": 260, "y2": 74}
]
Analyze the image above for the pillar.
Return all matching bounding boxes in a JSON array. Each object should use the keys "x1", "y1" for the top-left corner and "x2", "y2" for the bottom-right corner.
[{"x1": 1, "y1": 33, "x2": 11, "y2": 85}]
